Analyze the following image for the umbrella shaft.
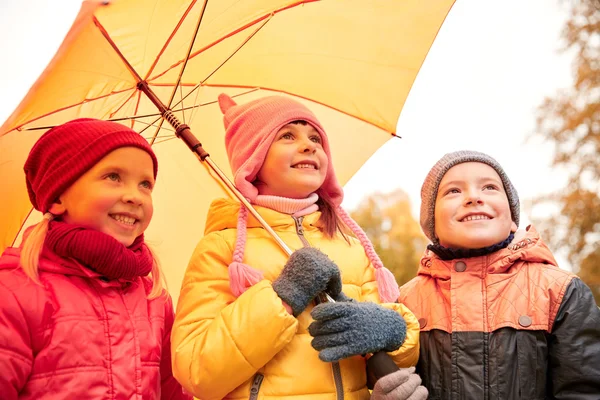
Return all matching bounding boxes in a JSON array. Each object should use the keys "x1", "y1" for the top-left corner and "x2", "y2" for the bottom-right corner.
[{"x1": 203, "y1": 157, "x2": 293, "y2": 256}]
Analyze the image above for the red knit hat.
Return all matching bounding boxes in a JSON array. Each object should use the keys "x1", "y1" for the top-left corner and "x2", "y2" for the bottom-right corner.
[
  {"x1": 220, "y1": 93, "x2": 344, "y2": 205},
  {"x1": 24, "y1": 118, "x2": 158, "y2": 213},
  {"x1": 219, "y1": 94, "x2": 400, "y2": 303}
]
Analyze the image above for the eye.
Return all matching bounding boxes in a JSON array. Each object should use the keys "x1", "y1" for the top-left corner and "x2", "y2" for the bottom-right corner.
[
  {"x1": 280, "y1": 132, "x2": 294, "y2": 140},
  {"x1": 310, "y1": 135, "x2": 322, "y2": 144},
  {"x1": 444, "y1": 188, "x2": 460, "y2": 196},
  {"x1": 483, "y1": 184, "x2": 499, "y2": 191},
  {"x1": 105, "y1": 172, "x2": 120, "y2": 182},
  {"x1": 140, "y1": 180, "x2": 154, "y2": 190}
]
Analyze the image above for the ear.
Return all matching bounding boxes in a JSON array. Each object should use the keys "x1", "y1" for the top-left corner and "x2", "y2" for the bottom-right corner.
[
  {"x1": 49, "y1": 201, "x2": 66, "y2": 216},
  {"x1": 511, "y1": 221, "x2": 518, "y2": 233}
]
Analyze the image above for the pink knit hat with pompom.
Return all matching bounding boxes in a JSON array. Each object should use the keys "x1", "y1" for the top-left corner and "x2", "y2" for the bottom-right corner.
[{"x1": 219, "y1": 93, "x2": 399, "y2": 303}]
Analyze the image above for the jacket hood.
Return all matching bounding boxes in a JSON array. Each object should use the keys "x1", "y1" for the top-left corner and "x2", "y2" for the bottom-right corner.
[
  {"x1": 204, "y1": 198, "x2": 323, "y2": 235},
  {"x1": 418, "y1": 225, "x2": 558, "y2": 279}
]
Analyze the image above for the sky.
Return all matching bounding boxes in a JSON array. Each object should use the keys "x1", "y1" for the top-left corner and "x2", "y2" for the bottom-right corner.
[{"x1": 0, "y1": 0, "x2": 575, "y2": 265}]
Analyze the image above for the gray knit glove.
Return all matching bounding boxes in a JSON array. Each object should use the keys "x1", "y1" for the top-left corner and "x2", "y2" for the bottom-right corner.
[
  {"x1": 371, "y1": 367, "x2": 428, "y2": 400},
  {"x1": 308, "y1": 301, "x2": 406, "y2": 362},
  {"x1": 272, "y1": 248, "x2": 342, "y2": 317}
]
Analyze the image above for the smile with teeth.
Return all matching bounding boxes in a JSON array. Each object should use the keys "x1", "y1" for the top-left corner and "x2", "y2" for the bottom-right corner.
[
  {"x1": 461, "y1": 214, "x2": 491, "y2": 222},
  {"x1": 110, "y1": 214, "x2": 137, "y2": 225},
  {"x1": 293, "y1": 163, "x2": 317, "y2": 169}
]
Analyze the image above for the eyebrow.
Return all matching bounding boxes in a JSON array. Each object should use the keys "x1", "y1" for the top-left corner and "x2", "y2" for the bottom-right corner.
[
  {"x1": 99, "y1": 165, "x2": 154, "y2": 182},
  {"x1": 439, "y1": 177, "x2": 503, "y2": 190}
]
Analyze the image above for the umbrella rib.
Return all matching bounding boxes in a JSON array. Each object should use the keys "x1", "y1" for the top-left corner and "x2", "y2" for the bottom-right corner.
[
  {"x1": 152, "y1": 10, "x2": 271, "y2": 128},
  {"x1": 165, "y1": 0, "x2": 208, "y2": 111},
  {"x1": 147, "y1": 0, "x2": 320, "y2": 83},
  {"x1": 198, "y1": 14, "x2": 271, "y2": 85},
  {"x1": 150, "y1": 0, "x2": 209, "y2": 145},
  {"x1": 203, "y1": 83, "x2": 401, "y2": 137},
  {"x1": 93, "y1": 16, "x2": 143, "y2": 82},
  {"x1": 11, "y1": 207, "x2": 35, "y2": 248},
  {"x1": 108, "y1": 90, "x2": 139, "y2": 122},
  {"x1": 4, "y1": 88, "x2": 135, "y2": 134},
  {"x1": 144, "y1": 0, "x2": 200, "y2": 81}
]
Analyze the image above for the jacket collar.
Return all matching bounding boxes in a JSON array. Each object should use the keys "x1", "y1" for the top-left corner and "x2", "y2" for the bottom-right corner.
[
  {"x1": 418, "y1": 226, "x2": 558, "y2": 279},
  {"x1": 204, "y1": 198, "x2": 322, "y2": 235}
]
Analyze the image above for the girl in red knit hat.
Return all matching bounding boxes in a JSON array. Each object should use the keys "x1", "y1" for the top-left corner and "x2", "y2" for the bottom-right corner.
[
  {"x1": 171, "y1": 94, "x2": 423, "y2": 399},
  {"x1": 0, "y1": 118, "x2": 191, "y2": 400}
]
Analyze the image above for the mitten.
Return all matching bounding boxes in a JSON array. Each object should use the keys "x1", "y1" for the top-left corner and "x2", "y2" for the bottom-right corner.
[
  {"x1": 272, "y1": 248, "x2": 342, "y2": 316},
  {"x1": 371, "y1": 367, "x2": 428, "y2": 400},
  {"x1": 309, "y1": 301, "x2": 406, "y2": 362}
]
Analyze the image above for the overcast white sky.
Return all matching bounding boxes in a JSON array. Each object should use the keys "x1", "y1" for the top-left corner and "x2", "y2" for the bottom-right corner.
[{"x1": 0, "y1": 0, "x2": 575, "y2": 266}]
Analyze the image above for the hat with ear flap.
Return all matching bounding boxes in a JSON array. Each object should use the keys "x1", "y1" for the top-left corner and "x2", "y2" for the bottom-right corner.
[
  {"x1": 220, "y1": 93, "x2": 344, "y2": 205},
  {"x1": 219, "y1": 93, "x2": 400, "y2": 303}
]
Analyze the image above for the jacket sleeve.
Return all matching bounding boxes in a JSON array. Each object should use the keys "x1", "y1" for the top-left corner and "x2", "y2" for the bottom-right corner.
[
  {"x1": 549, "y1": 277, "x2": 600, "y2": 398},
  {"x1": 0, "y1": 280, "x2": 33, "y2": 400},
  {"x1": 159, "y1": 293, "x2": 192, "y2": 400},
  {"x1": 358, "y1": 269, "x2": 420, "y2": 368},
  {"x1": 171, "y1": 233, "x2": 298, "y2": 400}
]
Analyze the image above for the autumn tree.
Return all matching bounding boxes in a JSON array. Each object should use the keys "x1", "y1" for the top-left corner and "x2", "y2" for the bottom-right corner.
[
  {"x1": 350, "y1": 189, "x2": 428, "y2": 286},
  {"x1": 534, "y1": 1, "x2": 600, "y2": 303}
]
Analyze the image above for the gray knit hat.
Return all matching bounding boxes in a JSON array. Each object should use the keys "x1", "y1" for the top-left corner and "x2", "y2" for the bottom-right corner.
[{"x1": 420, "y1": 150, "x2": 520, "y2": 244}]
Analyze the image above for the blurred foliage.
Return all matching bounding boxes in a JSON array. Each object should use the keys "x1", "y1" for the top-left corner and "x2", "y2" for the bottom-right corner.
[
  {"x1": 350, "y1": 189, "x2": 427, "y2": 287},
  {"x1": 534, "y1": 0, "x2": 600, "y2": 303}
]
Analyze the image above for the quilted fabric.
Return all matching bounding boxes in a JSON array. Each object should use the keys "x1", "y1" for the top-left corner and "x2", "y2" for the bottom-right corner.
[
  {"x1": 399, "y1": 226, "x2": 600, "y2": 399},
  {"x1": 171, "y1": 198, "x2": 420, "y2": 400},
  {"x1": 0, "y1": 247, "x2": 190, "y2": 400}
]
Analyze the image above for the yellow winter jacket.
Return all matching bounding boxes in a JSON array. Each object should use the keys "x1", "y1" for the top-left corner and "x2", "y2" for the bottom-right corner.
[{"x1": 172, "y1": 199, "x2": 419, "y2": 400}]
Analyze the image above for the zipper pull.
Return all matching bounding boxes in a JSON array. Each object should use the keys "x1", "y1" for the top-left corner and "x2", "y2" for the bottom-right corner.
[
  {"x1": 250, "y1": 373, "x2": 264, "y2": 398},
  {"x1": 293, "y1": 216, "x2": 305, "y2": 236}
]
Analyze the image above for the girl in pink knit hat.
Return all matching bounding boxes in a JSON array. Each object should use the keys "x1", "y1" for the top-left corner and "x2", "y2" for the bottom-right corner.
[
  {"x1": 171, "y1": 94, "x2": 422, "y2": 399},
  {"x1": 0, "y1": 118, "x2": 190, "y2": 399}
]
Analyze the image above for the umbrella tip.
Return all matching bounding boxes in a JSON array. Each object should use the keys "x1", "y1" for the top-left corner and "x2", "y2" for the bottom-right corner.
[{"x1": 218, "y1": 93, "x2": 237, "y2": 114}]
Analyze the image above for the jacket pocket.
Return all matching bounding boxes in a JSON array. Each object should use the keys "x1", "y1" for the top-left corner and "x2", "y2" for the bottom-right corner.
[{"x1": 249, "y1": 373, "x2": 264, "y2": 400}]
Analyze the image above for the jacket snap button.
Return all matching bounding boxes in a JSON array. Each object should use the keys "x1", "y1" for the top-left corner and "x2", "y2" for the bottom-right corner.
[
  {"x1": 418, "y1": 318, "x2": 427, "y2": 329},
  {"x1": 454, "y1": 261, "x2": 467, "y2": 272},
  {"x1": 518, "y1": 315, "x2": 532, "y2": 327}
]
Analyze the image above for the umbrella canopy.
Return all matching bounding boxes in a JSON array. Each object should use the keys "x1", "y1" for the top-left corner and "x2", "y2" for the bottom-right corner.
[{"x1": 0, "y1": 0, "x2": 454, "y2": 302}]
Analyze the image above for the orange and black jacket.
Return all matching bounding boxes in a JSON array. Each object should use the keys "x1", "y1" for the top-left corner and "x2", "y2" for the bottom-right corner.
[{"x1": 399, "y1": 226, "x2": 600, "y2": 399}]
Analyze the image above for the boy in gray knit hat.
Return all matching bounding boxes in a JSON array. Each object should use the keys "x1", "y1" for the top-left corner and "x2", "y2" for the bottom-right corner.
[{"x1": 397, "y1": 150, "x2": 600, "y2": 399}]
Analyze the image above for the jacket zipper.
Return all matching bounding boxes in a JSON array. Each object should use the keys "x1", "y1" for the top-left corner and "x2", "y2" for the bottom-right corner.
[
  {"x1": 249, "y1": 373, "x2": 264, "y2": 400},
  {"x1": 292, "y1": 216, "x2": 344, "y2": 400}
]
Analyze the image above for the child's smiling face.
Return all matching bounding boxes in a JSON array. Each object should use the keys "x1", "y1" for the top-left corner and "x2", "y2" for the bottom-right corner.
[
  {"x1": 434, "y1": 162, "x2": 517, "y2": 249},
  {"x1": 50, "y1": 147, "x2": 155, "y2": 247},
  {"x1": 255, "y1": 121, "x2": 328, "y2": 199}
]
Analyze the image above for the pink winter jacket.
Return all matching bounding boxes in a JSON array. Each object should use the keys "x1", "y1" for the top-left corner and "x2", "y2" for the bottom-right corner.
[{"x1": 0, "y1": 247, "x2": 191, "y2": 400}]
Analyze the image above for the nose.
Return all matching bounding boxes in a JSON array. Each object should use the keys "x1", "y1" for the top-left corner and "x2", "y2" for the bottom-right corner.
[
  {"x1": 300, "y1": 137, "x2": 317, "y2": 153},
  {"x1": 464, "y1": 189, "x2": 483, "y2": 206},
  {"x1": 122, "y1": 185, "x2": 144, "y2": 206}
]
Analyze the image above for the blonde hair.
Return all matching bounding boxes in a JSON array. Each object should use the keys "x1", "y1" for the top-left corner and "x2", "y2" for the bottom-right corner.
[{"x1": 20, "y1": 213, "x2": 166, "y2": 299}]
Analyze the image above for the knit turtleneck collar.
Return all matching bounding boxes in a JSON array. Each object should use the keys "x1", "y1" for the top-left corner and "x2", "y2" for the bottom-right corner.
[
  {"x1": 252, "y1": 192, "x2": 319, "y2": 217},
  {"x1": 427, "y1": 233, "x2": 515, "y2": 261}
]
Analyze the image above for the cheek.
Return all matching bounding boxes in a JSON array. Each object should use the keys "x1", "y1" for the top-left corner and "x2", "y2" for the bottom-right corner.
[{"x1": 146, "y1": 199, "x2": 154, "y2": 220}]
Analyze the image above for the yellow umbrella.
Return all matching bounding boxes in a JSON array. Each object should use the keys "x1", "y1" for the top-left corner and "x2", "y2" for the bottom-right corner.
[{"x1": 0, "y1": 0, "x2": 455, "y2": 302}]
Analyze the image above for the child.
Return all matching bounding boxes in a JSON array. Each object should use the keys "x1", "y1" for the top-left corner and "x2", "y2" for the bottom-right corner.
[
  {"x1": 0, "y1": 119, "x2": 191, "y2": 399},
  {"x1": 171, "y1": 94, "x2": 423, "y2": 399},
  {"x1": 399, "y1": 150, "x2": 600, "y2": 399}
]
